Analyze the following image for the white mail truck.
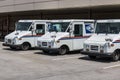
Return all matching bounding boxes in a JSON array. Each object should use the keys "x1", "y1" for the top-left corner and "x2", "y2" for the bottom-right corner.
[
  {"x1": 37, "y1": 20, "x2": 94, "y2": 55},
  {"x1": 81, "y1": 19, "x2": 120, "y2": 61},
  {"x1": 3, "y1": 20, "x2": 49, "y2": 50}
]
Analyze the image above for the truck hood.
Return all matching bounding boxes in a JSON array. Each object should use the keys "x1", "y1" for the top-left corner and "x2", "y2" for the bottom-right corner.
[
  {"x1": 38, "y1": 32, "x2": 69, "y2": 41},
  {"x1": 5, "y1": 31, "x2": 31, "y2": 39},
  {"x1": 85, "y1": 34, "x2": 119, "y2": 43}
]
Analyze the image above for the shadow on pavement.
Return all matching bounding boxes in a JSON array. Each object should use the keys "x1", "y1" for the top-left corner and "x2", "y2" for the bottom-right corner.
[
  {"x1": 79, "y1": 56, "x2": 115, "y2": 63},
  {"x1": 34, "y1": 51, "x2": 60, "y2": 56},
  {"x1": 34, "y1": 50, "x2": 81, "y2": 56},
  {"x1": 3, "y1": 47, "x2": 39, "y2": 51},
  {"x1": 3, "y1": 48, "x2": 21, "y2": 51}
]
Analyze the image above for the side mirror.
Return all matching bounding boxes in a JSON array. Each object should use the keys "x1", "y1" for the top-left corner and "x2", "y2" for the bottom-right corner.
[
  {"x1": 32, "y1": 28, "x2": 34, "y2": 31},
  {"x1": 31, "y1": 29, "x2": 35, "y2": 35},
  {"x1": 69, "y1": 29, "x2": 73, "y2": 37},
  {"x1": 35, "y1": 30, "x2": 38, "y2": 33},
  {"x1": 70, "y1": 29, "x2": 73, "y2": 33}
]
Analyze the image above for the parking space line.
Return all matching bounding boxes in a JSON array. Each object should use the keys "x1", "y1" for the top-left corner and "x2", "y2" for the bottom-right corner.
[
  {"x1": 102, "y1": 64, "x2": 120, "y2": 69},
  {"x1": 18, "y1": 52, "x2": 31, "y2": 54},
  {"x1": 52, "y1": 56, "x2": 84, "y2": 61}
]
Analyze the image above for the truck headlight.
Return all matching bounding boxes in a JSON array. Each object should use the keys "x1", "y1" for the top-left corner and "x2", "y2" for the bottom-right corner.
[
  {"x1": 84, "y1": 44, "x2": 89, "y2": 51},
  {"x1": 100, "y1": 45, "x2": 104, "y2": 53},
  {"x1": 100, "y1": 45, "x2": 104, "y2": 50},
  {"x1": 37, "y1": 41, "x2": 41, "y2": 46},
  {"x1": 12, "y1": 37, "x2": 17, "y2": 44}
]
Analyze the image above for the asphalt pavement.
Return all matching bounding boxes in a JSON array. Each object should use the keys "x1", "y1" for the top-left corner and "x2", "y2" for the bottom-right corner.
[{"x1": 0, "y1": 42, "x2": 120, "y2": 80}]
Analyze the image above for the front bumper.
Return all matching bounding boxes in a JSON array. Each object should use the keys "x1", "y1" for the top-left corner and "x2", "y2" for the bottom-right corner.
[
  {"x1": 81, "y1": 51, "x2": 113, "y2": 57},
  {"x1": 2, "y1": 43, "x2": 21, "y2": 48}
]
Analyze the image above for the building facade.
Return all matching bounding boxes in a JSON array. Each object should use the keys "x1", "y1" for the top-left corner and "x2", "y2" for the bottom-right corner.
[{"x1": 0, "y1": 0, "x2": 120, "y2": 39}]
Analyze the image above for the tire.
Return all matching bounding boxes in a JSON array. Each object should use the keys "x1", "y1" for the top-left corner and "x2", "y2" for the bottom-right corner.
[
  {"x1": 21, "y1": 43, "x2": 30, "y2": 51},
  {"x1": 59, "y1": 46, "x2": 69, "y2": 55},
  {"x1": 88, "y1": 55, "x2": 96, "y2": 59},
  {"x1": 112, "y1": 51, "x2": 120, "y2": 61}
]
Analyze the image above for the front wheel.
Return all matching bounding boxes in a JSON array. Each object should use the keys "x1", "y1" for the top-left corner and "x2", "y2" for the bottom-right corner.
[
  {"x1": 21, "y1": 43, "x2": 30, "y2": 51},
  {"x1": 58, "y1": 46, "x2": 69, "y2": 55},
  {"x1": 112, "y1": 51, "x2": 120, "y2": 61}
]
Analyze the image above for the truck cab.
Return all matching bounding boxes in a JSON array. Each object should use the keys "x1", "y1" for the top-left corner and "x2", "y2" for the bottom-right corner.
[
  {"x1": 3, "y1": 20, "x2": 49, "y2": 50},
  {"x1": 81, "y1": 19, "x2": 120, "y2": 61},
  {"x1": 37, "y1": 20, "x2": 94, "y2": 55}
]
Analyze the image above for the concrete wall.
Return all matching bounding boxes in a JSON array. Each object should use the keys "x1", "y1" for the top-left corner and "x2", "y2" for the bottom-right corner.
[
  {"x1": 1, "y1": 0, "x2": 120, "y2": 39},
  {"x1": 0, "y1": 0, "x2": 120, "y2": 13}
]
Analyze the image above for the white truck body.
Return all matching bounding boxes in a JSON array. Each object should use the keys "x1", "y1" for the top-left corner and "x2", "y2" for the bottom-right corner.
[
  {"x1": 3, "y1": 20, "x2": 49, "y2": 50},
  {"x1": 82, "y1": 19, "x2": 120, "y2": 61},
  {"x1": 37, "y1": 20, "x2": 94, "y2": 54}
]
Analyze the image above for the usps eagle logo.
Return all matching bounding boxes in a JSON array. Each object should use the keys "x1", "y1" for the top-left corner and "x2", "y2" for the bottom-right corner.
[{"x1": 85, "y1": 24, "x2": 94, "y2": 33}]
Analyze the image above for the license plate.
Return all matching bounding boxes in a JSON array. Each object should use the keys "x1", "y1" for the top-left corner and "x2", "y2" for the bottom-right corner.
[
  {"x1": 42, "y1": 42, "x2": 47, "y2": 46},
  {"x1": 91, "y1": 45, "x2": 98, "y2": 51}
]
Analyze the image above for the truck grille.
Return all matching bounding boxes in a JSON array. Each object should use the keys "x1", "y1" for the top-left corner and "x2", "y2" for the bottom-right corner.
[
  {"x1": 42, "y1": 42, "x2": 47, "y2": 46},
  {"x1": 91, "y1": 45, "x2": 98, "y2": 51}
]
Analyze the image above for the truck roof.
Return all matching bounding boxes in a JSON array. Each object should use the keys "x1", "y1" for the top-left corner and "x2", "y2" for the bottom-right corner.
[
  {"x1": 18, "y1": 19, "x2": 94, "y2": 23},
  {"x1": 18, "y1": 20, "x2": 50, "y2": 23},
  {"x1": 97, "y1": 19, "x2": 120, "y2": 23},
  {"x1": 50, "y1": 19, "x2": 94, "y2": 22}
]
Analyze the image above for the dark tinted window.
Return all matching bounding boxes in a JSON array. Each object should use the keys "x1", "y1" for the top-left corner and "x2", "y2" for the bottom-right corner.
[
  {"x1": 74, "y1": 24, "x2": 83, "y2": 36},
  {"x1": 49, "y1": 22, "x2": 70, "y2": 32},
  {"x1": 96, "y1": 23, "x2": 120, "y2": 34},
  {"x1": 16, "y1": 22, "x2": 32, "y2": 31},
  {"x1": 36, "y1": 24, "x2": 45, "y2": 34}
]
